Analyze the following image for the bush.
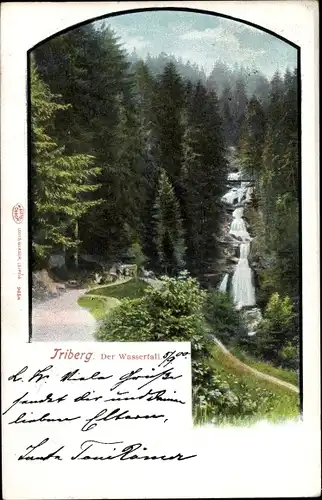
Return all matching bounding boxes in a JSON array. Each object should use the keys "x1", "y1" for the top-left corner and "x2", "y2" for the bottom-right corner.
[
  {"x1": 251, "y1": 292, "x2": 298, "y2": 369},
  {"x1": 204, "y1": 290, "x2": 246, "y2": 344},
  {"x1": 97, "y1": 273, "x2": 279, "y2": 423},
  {"x1": 97, "y1": 273, "x2": 209, "y2": 347},
  {"x1": 125, "y1": 242, "x2": 147, "y2": 271},
  {"x1": 96, "y1": 298, "x2": 152, "y2": 342},
  {"x1": 193, "y1": 368, "x2": 276, "y2": 424}
]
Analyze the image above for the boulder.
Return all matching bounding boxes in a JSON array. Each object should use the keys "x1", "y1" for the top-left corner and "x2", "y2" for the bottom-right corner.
[
  {"x1": 48, "y1": 254, "x2": 65, "y2": 269},
  {"x1": 32, "y1": 269, "x2": 66, "y2": 299}
]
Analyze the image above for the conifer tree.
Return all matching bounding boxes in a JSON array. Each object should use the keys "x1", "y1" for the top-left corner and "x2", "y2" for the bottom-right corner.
[
  {"x1": 34, "y1": 24, "x2": 143, "y2": 259},
  {"x1": 132, "y1": 61, "x2": 159, "y2": 264},
  {"x1": 152, "y1": 169, "x2": 186, "y2": 275},
  {"x1": 182, "y1": 81, "x2": 227, "y2": 275},
  {"x1": 231, "y1": 77, "x2": 248, "y2": 144},
  {"x1": 241, "y1": 69, "x2": 299, "y2": 299},
  {"x1": 30, "y1": 60, "x2": 101, "y2": 264},
  {"x1": 239, "y1": 96, "x2": 266, "y2": 180},
  {"x1": 219, "y1": 86, "x2": 234, "y2": 144},
  {"x1": 153, "y1": 62, "x2": 185, "y2": 204}
]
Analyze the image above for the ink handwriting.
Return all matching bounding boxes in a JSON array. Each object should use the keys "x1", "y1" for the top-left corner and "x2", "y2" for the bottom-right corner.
[
  {"x1": 110, "y1": 367, "x2": 182, "y2": 391},
  {"x1": 18, "y1": 437, "x2": 197, "y2": 462},
  {"x1": 5, "y1": 350, "x2": 193, "y2": 463}
]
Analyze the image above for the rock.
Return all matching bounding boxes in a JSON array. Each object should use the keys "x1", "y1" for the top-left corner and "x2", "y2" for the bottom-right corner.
[
  {"x1": 226, "y1": 257, "x2": 239, "y2": 264},
  {"x1": 32, "y1": 268, "x2": 68, "y2": 300},
  {"x1": 242, "y1": 307, "x2": 262, "y2": 335},
  {"x1": 68, "y1": 280, "x2": 78, "y2": 287},
  {"x1": 94, "y1": 273, "x2": 103, "y2": 284},
  {"x1": 48, "y1": 254, "x2": 65, "y2": 269}
]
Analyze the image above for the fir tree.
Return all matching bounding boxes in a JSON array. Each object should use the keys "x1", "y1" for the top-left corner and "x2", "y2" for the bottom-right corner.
[
  {"x1": 30, "y1": 60, "x2": 101, "y2": 264},
  {"x1": 152, "y1": 169, "x2": 186, "y2": 275},
  {"x1": 240, "y1": 69, "x2": 299, "y2": 299},
  {"x1": 153, "y1": 62, "x2": 185, "y2": 204},
  {"x1": 239, "y1": 96, "x2": 266, "y2": 180},
  {"x1": 182, "y1": 81, "x2": 227, "y2": 275},
  {"x1": 34, "y1": 24, "x2": 144, "y2": 260}
]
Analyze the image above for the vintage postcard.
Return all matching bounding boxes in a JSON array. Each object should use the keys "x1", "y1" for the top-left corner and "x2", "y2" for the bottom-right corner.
[{"x1": 1, "y1": 1, "x2": 320, "y2": 498}]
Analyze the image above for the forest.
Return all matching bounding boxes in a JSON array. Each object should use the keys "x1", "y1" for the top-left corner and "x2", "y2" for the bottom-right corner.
[{"x1": 31, "y1": 21, "x2": 300, "y2": 424}]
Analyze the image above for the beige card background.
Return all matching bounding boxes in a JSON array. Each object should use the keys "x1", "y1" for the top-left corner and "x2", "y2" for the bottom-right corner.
[{"x1": 1, "y1": 1, "x2": 320, "y2": 498}]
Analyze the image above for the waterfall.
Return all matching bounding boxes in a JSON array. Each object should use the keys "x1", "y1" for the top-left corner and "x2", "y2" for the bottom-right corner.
[
  {"x1": 222, "y1": 188, "x2": 239, "y2": 205},
  {"x1": 228, "y1": 171, "x2": 242, "y2": 181},
  {"x1": 229, "y1": 208, "x2": 250, "y2": 240},
  {"x1": 232, "y1": 242, "x2": 256, "y2": 310},
  {"x1": 218, "y1": 273, "x2": 229, "y2": 293},
  {"x1": 220, "y1": 155, "x2": 259, "y2": 330}
]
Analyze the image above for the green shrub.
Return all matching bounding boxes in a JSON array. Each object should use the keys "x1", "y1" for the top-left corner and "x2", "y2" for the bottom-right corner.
[
  {"x1": 193, "y1": 368, "x2": 276, "y2": 424},
  {"x1": 125, "y1": 242, "x2": 147, "y2": 270},
  {"x1": 96, "y1": 298, "x2": 152, "y2": 342},
  {"x1": 97, "y1": 274, "x2": 209, "y2": 346},
  {"x1": 251, "y1": 292, "x2": 298, "y2": 369},
  {"x1": 97, "y1": 273, "x2": 282, "y2": 423},
  {"x1": 204, "y1": 289, "x2": 246, "y2": 343},
  {"x1": 279, "y1": 341, "x2": 299, "y2": 371}
]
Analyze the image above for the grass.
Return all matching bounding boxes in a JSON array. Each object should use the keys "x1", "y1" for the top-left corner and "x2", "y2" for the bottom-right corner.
[
  {"x1": 78, "y1": 295, "x2": 120, "y2": 320},
  {"x1": 86, "y1": 278, "x2": 149, "y2": 300},
  {"x1": 79, "y1": 278, "x2": 149, "y2": 320},
  {"x1": 209, "y1": 344, "x2": 300, "y2": 425},
  {"x1": 80, "y1": 277, "x2": 299, "y2": 426},
  {"x1": 229, "y1": 346, "x2": 298, "y2": 386}
]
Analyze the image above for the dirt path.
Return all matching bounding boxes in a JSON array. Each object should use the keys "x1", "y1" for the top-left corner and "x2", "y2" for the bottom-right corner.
[
  {"x1": 214, "y1": 337, "x2": 299, "y2": 393},
  {"x1": 35, "y1": 276, "x2": 299, "y2": 392},
  {"x1": 32, "y1": 289, "x2": 96, "y2": 342},
  {"x1": 145, "y1": 277, "x2": 299, "y2": 393}
]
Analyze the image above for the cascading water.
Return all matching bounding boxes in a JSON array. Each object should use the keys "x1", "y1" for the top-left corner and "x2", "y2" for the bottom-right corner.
[
  {"x1": 232, "y1": 241, "x2": 256, "y2": 310},
  {"x1": 218, "y1": 273, "x2": 229, "y2": 293},
  {"x1": 229, "y1": 207, "x2": 250, "y2": 240},
  {"x1": 219, "y1": 150, "x2": 261, "y2": 333}
]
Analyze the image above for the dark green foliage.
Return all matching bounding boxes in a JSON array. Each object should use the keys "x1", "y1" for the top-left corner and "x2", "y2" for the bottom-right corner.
[
  {"x1": 243, "y1": 293, "x2": 299, "y2": 370},
  {"x1": 239, "y1": 69, "x2": 299, "y2": 296},
  {"x1": 33, "y1": 25, "x2": 145, "y2": 260},
  {"x1": 231, "y1": 78, "x2": 248, "y2": 144},
  {"x1": 152, "y1": 170, "x2": 186, "y2": 274},
  {"x1": 31, "y1": 22, "x2": 300, "y2": 386},
  {"x1": 153, "y1": 62, "x2": 185, "y2": 202},
  {"x1": 144, "y1": 52, "x2": 207, "y2": 84},
  {"x1": 97, "y1": 274, "x2": 209, "y2": 344},
  {"x1": 204, "y1": 290, "x2": 246, "y2": 343},
  {"x1": 237, "y1": 68, "x2": 299, "y2": 370},
  {"x1": 97, "y1": 274, "x2": 279, "y2": 422},
  {"x1": 32, "y1": 31, "x2": 228, "y2": 279},
  {"x1": 30, "y1": 60, "x2": 101, "y2": 262},
  {"x1": 182, "y1": 81, "x2": 227, "y2": 275},
  {"x1": 239, "y1": 96, "x2": 266, "y2": 179},
  {"x1": 219, "y1": 86, "x2": 234, "y2": 144}
]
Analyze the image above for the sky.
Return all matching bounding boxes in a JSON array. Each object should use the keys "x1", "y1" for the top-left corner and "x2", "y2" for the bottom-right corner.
[{"x1": 93, "y1": 10, "x2": 297, "y2": 78}]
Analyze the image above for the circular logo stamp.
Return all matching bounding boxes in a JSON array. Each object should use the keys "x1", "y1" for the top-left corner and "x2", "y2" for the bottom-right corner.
[{"x1": 12, "y1": 203, "x2": 25, "y2": 224}]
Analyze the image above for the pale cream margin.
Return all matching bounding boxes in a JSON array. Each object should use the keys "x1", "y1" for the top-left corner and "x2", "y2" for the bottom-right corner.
[{"x1": 1, "y1": 1, "x2": 320, "y2": 498}]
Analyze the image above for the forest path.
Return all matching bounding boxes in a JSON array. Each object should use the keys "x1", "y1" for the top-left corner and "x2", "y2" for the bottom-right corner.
[
  {"x1": 213, "y1": 337, "x2": 299, "y2": 393},
  {"x1": 32, "y1": 289, "x2": 96, "y2": 342},
  {"x1": 145, "y1": 277, "x2": 299, "y2": 394}
]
